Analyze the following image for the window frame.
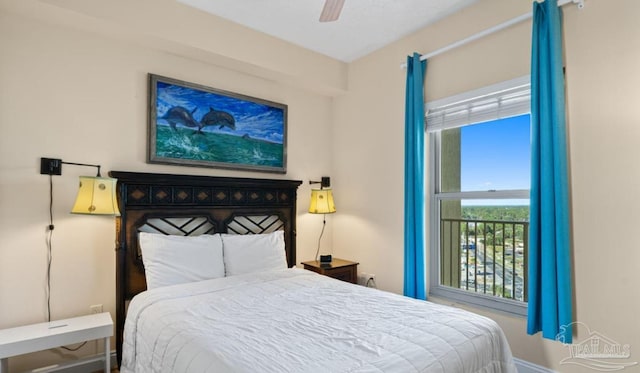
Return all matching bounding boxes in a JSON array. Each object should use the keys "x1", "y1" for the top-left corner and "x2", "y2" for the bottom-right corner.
[{"x1": 427, "y1": 76, "x2": 530, "y2": 317}]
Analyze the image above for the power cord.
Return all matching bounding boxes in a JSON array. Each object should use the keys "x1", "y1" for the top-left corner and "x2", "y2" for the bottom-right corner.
[
  {"x1": 46, "y1": 174, "x2": 53, "y2": 322},
  {"x1": 366, "y1": 277, "x2": 377, "y2": 289},
  {"x1": 46, "y1": 174, "x2": 87, "y2": 352},
  {"x1": 60, "y1": 341, "x2": 88, "y2": 352},
  {"x1": 313, "y1": 214, "x2": 327, "y2": 261}
]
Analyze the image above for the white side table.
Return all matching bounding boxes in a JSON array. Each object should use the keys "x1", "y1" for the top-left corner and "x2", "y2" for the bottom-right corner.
[{"x1": 0, "y1": 312, "x2": 113, "y2": 373}]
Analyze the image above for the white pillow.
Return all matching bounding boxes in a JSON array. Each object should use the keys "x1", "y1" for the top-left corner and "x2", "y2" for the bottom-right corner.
[
  {"x1": 222, "y1": 231, "x2": 287, "y2": 276},
  {"x1": 138, "y1": 232, "x2": 225, "y2": 290}
]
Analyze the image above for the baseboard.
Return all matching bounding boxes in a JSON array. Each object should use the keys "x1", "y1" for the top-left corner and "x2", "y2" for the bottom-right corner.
[
  {"x1": 26, "y1": 352, "x2": 117, "y2": 373},
  {"x1": 514, "y1": 357, "x2": 556, "y2": 373}
]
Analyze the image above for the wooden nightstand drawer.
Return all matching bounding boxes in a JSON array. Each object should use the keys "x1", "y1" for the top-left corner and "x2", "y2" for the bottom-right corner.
[{"x1": 301, "y1": 258, "x2": 358, "y2": 284}]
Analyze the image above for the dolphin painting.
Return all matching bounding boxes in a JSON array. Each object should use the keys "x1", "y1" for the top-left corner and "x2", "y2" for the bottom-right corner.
[
  {"x1": 160, "y1": 106, "x2": 199, "y2": 130},
  {"x1": 198, "y1": 107, "x2": 236, "y2": 134}
]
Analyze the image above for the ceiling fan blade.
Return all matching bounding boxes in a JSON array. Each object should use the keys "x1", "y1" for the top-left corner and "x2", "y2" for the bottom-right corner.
[{"x1": 319, "y1": 0, "x2": 345, "y2": 22}]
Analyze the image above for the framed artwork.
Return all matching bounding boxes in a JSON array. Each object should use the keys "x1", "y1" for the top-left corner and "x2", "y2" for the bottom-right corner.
[{"x1": 148, "y1": 74, "x2": 287, "y2": 174}]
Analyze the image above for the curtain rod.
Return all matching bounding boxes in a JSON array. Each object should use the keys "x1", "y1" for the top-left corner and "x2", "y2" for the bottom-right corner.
[{"x1": 400, "y1": 0, "x2": 583, "y2": 69}]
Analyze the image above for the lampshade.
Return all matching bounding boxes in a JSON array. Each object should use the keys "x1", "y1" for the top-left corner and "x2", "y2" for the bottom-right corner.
[
  {"x1": 309, "y1": 188, "x2": 336, "y2": 214},
  {"x1": 71, "y1": 176, "x2": 120, "y2": 216}
]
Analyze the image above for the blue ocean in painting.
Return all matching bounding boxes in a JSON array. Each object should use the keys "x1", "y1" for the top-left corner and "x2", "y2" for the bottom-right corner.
[{"x1": 154, "y1": 81, "x2": 284, "y2": 168}]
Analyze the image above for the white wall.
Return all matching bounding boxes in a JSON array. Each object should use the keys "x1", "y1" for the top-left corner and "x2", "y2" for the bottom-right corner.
[
  {"x1": 333, "y1": 0, "x2": 640, "y2": 371},
  {"x1": 0, "y1": 1, "x2": 341, "y2": 370}
]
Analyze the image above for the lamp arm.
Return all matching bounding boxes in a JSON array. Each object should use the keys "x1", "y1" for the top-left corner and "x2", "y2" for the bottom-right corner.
[
  {"x1": 309, "y1": 176, "x2": 331, "y2": 189},
  {"x1": 61, "y1": 161, "x2": 102, "y2": 176}
]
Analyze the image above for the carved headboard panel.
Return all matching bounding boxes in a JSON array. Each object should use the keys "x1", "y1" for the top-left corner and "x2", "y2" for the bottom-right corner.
[{"x1": 109, "y1": 171, "x2": 302, "y2": 365}]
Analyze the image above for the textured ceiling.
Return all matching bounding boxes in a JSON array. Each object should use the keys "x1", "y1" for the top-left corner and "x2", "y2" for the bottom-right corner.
[{"x1": 177, "y1": 0, "x2": 479, "y2": 62}]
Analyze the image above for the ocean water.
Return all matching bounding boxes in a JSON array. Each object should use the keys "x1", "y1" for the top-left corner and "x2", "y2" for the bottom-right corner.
[{"x1": 155, "y1": 125, "x2": 283, "y2": 167}]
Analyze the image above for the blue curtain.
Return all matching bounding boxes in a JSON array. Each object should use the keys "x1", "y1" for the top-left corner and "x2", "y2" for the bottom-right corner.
[
  {"x1": 404, "y1": 53, "x2": 427, "y2": 299},
  {"x1": 528, "y1": 0, "x2": 573, "y2": 343}
]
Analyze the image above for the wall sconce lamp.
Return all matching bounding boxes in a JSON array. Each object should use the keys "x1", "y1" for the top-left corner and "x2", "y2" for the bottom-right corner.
[
  {"x1": 39, "y1": 157, "x2": 120, "y2": 323},
  {"x1": 308, "y1": 177, "x2": 336, "y2": 263},
  {"x1": 40, "y1": 157, "x2": 120, "y2": 216}
]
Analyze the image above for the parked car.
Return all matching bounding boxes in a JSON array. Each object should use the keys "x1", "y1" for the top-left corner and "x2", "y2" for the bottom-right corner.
[{"x1": 462, "y1": 243, "x2": 477, "y2": 250}]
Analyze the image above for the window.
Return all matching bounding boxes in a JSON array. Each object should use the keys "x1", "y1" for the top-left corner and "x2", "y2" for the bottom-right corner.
[{"x1": 427, "y1": 77, "x2": 530, "y2": 316}]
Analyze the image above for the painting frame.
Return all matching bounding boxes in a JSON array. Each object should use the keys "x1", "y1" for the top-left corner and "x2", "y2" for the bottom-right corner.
[{"x1": 148, "y1": 74, "x2": 287, "y2": 174}]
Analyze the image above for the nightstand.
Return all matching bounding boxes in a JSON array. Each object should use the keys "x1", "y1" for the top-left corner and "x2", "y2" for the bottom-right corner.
[
  {"x1": 302, "y1": 258, "x2": 359, "y2": 284},
  {"x1": 0, "y1": 312, "x2": 113, "y2": 373}
]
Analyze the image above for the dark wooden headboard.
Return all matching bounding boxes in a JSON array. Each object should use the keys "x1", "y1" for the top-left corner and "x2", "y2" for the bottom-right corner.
[{"x1": 108, "y1": 171, "x2": 302, "y2": 366}]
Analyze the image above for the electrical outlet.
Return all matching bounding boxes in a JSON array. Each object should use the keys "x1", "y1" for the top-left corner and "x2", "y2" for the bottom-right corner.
[
  {"x1": 40, "y1": 157, "x2": 62, "y2": 175},
  {"x1": 365, "y1": 274, "x2": 377, "y2": 288},
  {"x1": 358, "y1": 273, "x2": 377, "y2": 288},
  {"x1": 357, "y1": 273, "x2": 368, "y2": 286},
  {"x1": 90, "y1": 304, "x2": 103, "y2": 314}
]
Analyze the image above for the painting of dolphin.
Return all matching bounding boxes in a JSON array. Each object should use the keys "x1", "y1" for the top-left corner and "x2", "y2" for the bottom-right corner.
[
  {"x1": 150, "y1": 74, "x2": 286, "y2": 173},
  {"x1": 160, "y1": 106, "x2": 199, "y2": 130},
  {"x1": 199, "y1": 107, "x2": 236, "y2": 134}
]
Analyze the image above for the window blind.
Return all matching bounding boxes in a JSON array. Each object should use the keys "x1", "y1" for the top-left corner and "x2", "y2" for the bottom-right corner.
[{"x1": 426, "y1": 76, "x2": 530, "y2": 132}]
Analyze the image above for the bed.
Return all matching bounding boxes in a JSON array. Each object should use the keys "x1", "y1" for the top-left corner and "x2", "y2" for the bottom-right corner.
[{"x1": 110, "y1": 171, "x2": 516, "y2": 373}]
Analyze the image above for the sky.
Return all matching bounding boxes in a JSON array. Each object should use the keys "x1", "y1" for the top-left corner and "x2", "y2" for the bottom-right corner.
[
  {"x1": 461, "y1": 114, "x2": 531, "y2": 191},
  {"x1": 458, "y1": 114, "x2": 531, "y2": 206}
]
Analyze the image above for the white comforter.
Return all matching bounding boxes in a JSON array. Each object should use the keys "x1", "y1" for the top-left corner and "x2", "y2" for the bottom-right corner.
[{"x1": 121, "y1": 268, "x2": 515, "y2": 373}]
